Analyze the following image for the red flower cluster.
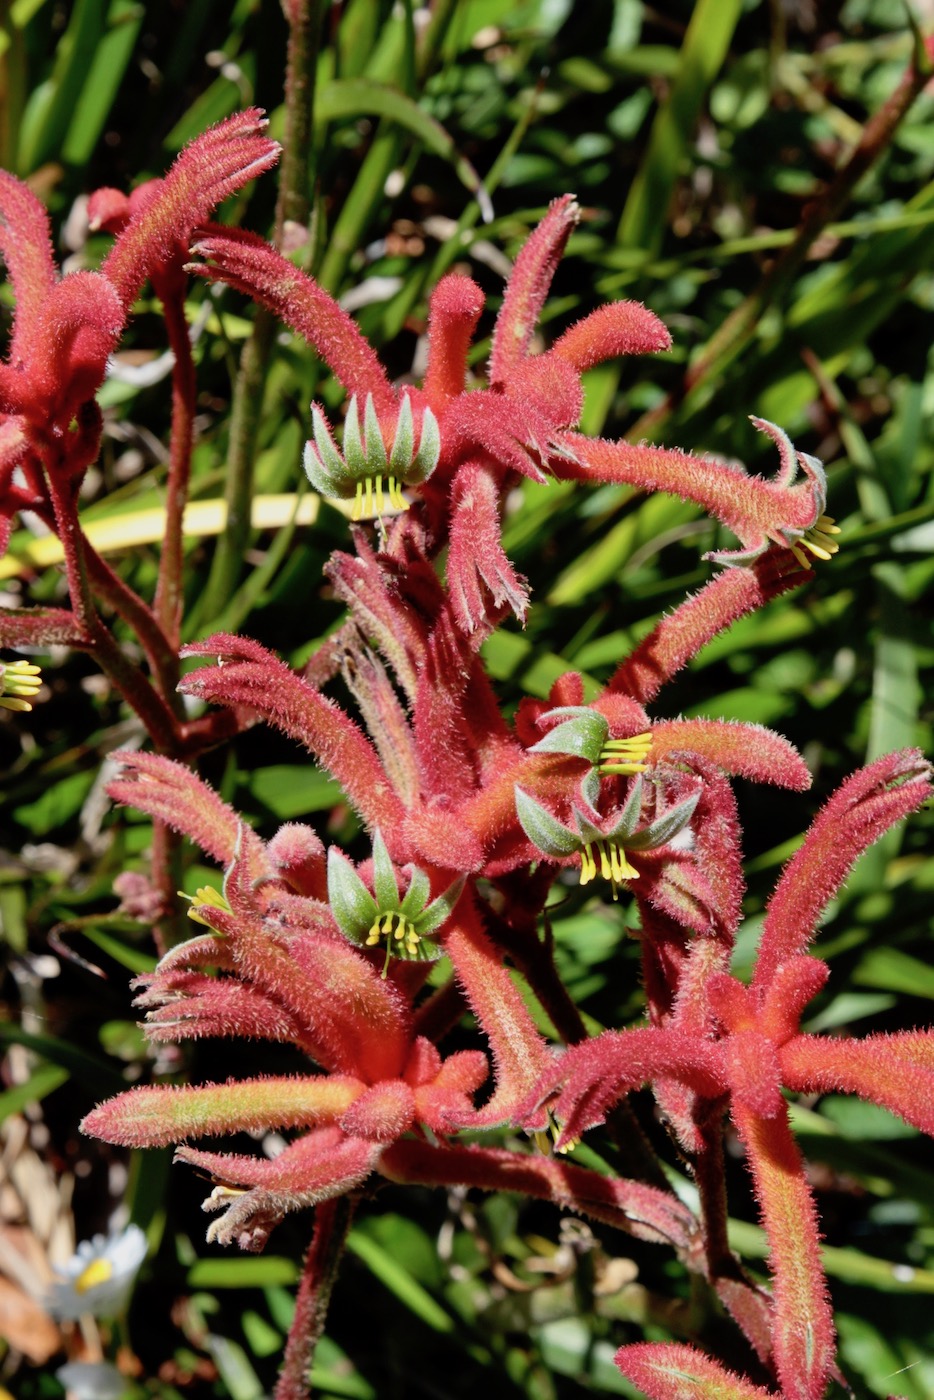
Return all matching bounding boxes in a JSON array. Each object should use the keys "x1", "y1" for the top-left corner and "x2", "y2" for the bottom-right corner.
[{"x1": 2, "y1": 110, "x2": 929, "y2": 1400}]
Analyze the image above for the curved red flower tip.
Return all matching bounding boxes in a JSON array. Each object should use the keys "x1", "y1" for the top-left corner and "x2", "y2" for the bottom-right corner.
[
  {"x1": 525, "y1": 1027, "x2": 726, "y2": 1146},
  {"x1": 423, "y1": 273, "x2": 486, "y2": 409},
  {"x1": 101, "y1": 107, "x2": 280, "y2": 310},
  {"x1": 86, "y1": 186, "x2": 133, "y2": 234},
  {"x1": 263, "y1": 822, "x2": 327, "y2": 900},
  {"x1": 177, "y1": 1127, "x2": 382, "y2": 1251},
  {"x1": 447, "y1": 459, "x2": 530, "y2": 633},
  {"x1": 0, "y1": 270, "x2": 123, "y2": 433},
  {"x1": 0, "y1": 171, "x2": 56, "y2": 364},
  {"x1": 554, "y1": 417, "x2": 839, "y2": 572},
  {"x1": 106, "y1": 749, "x2": 245, "y2": 867},
  {"x1": 489, "y1": 194, "x2": 580, "y2": 385},
  {"x1": 614, "y1": 1341, "x2": 775, "y2": 1399},
  {"x1": 187, "y1": 227, "x2": 394, "y2": 408},
  {"x1": 551, "y1": 299, "x2": 672, "y2": 373},
  {"x1": 754, "y1": 748, "x2": 933, "y2": 991}
]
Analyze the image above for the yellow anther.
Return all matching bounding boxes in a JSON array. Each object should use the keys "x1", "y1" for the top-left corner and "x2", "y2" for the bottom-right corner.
[
  {"x1": 209, "y1": 1182, "x2": 248, "y2": 1200},
  {"x1": 533, "y1": 1113, "x2": 579, "y2": 1156},
  {"x1": 182, "y1": 885, "x2": 231, "y2": 926},
  {"x1": 351, "y1": 475, "x2": 410, "y2": 520},
  {"x1": 0, "y1": 660, "x2": 43, "y2": 712},
  {"x1": 578, "y1": 840, "x2": 637, "y2": 901},
  {"x1": 75, "y1": 1257, "x2": 114, "y2": 1294},
  {"x1": 580, "y1": 845, "x2": 597, "y2": 884},
  {"x1": 368, "y1": 910, "x2": 420, "y2": 957},
  {"x1": 790, "y1": 515, "x2": 841, "y2": 568},
  {"x1": 599, "y1": 732, "x2": 653, "y2": 776}
]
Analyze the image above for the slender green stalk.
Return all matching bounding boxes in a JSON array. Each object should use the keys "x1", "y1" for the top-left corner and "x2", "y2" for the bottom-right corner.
[{"x1": 203, "y1": 0, "x2": 326, "y2": 620}]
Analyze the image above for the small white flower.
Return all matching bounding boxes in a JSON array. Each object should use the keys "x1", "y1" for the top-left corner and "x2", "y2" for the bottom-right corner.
[
  {"x1": 47, "y1": 1223, "x2": 147, "y2": 1321},
  {"x1": 56, "y1": 1361, "x2": 128, "y2": 1399}
]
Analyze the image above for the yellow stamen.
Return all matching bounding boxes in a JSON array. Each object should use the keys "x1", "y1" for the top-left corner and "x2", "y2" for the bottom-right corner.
[
  {"x1": 533, "y1": 1113, "x2": 579, "y2": 1156},
  {"x1": 367, "y1": 911, "x2": 420, "y2": 957},
  {"x1": 181, "y1": 885, "x2": 231, "y2": 926},
  {"x1": 351, "y1": 475, "x2": 410, "y2": 520},
  {"x1": 790, "y1": 514, "x2": 841, "y2": 568},
  {"x1": 599, "y1": 731, "x2": 652, "y2": 776},
  {"x1": 580, "y1": 844, "x2": 597, "y2": 884},
  {"x1": 0, "y1": 660, "x2": 43, "y2": 712},
  {"x1": 209, "y1": 1182, "x2": 248, "y2": 1200},
  {"x1": 75, "y1": 1257, "x2": 113, "y2": 1294},
  {"x1": 578, "y1": 840, "x2": 638, "y2": 901}
]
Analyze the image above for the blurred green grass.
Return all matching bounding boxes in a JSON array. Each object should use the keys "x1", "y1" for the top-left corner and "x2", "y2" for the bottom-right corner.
[{"x1": 1, "y1": 1, "x2": 933, "y2": 1396}]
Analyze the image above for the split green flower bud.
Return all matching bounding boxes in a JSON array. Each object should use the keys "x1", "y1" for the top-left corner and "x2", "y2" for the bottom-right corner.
[
  {"x1": 327, "y1": 831, "x2": 464, "y2": 973},
  {"x1": 303, "y1": 392, "x2": 441, "y2": 520},
  {"x1": 530, "y1": 705, "x2": 652, "y2": 777},
  {"x1": 515, "y1": 775, "x2": 699, "y2": 900}
]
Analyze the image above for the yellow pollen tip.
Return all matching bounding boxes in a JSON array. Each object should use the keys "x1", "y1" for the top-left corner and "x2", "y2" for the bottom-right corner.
[
  {"x1": 791, "y1": 516, "x2": 841, "y2": 568},
  {"x1": 579, "y1": 840, "x2": 637, "y2": 901},
  {"x1": 351, "y1": 475, "x2": 409, "y2": 520},
  {"x1": 182, "y1": 885, "x2": 231, "y2": 926},
  {"x1": 75, "y1": 1257, "x2": 114, "y2": 1294},
  {"x1": 533, "y1": 1114, "x2": 579, "y2": 1156},
  {"x1": 368, "y1": 911, "x2": 420, "y2": 956},
  {"x1": 0, "y1": 660, "x2": 43, "y2": 711},
  {"x1": 598, "y1": 732, "x2": 653, "y2": 776}
]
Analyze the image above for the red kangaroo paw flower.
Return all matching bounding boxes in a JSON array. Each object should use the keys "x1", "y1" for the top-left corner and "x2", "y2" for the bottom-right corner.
[
  {"x1": 614, "y1": 1342, "x2": 775, "y2": 1399},
  {"x1": 554, "y1": 418, "x2": 836, "y2": 571},
  {"x1": 106, "y1": 750, "x2": 245, "y2": 866},
  {"x1": 188, "y1": 227, "x2": 393, "y2": 408},
  {"x1": 489, "y1": 194, "x2": 579, "y2": 384},
  {"x1": 650, "y1": 719, "x2": 811, "y2": 792},
  {"x1": 180, "y1": 634, "x2": 407, "y2": 834},
  {"x1": 423, "y1": 273, "x2": 485, "y2": 410},
  {"x1": 551, "y1": 299, "x2": 672, "y2": 372},
  {"x1": 443, "y1": 896, "x2": 548, "y2": 1122},
  {"x1": 23, "y1": 272, "x2": 122, "y2": 427},
  {"x1": 82, "y1": 1075, "x2": 362, "y2": 1149},
  {"x1": 101, "y1": 107, "x2": 280, "y2": 310},
  {"x1": 609, "y1": 550, "x2": 805, "y2": 703},
  {"x1": 137, "y1": 971, "x2": 318, "y2": 1052},
  {"x1": 447, "y1": 459, "x2": 530, "y2": 633},
  {"x1": 177, "y1": 1127, "x2": 382, "y2": 1251},
  {"x1": 0, "y1": 171, "x2": 57, "y2": 362},
  {"x1": 780, "y1": 1030, "x2": 934, "y2": 1137},
  {"x1": 531, "y1": 1027, "x2": 727, "y2": 1146},
  {"x1": 732, "y1": 1102, "x2": 835, "y2": 1400},
  {"x1": 755, "y1": 749, "x2": 933, "y2": 991}
]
